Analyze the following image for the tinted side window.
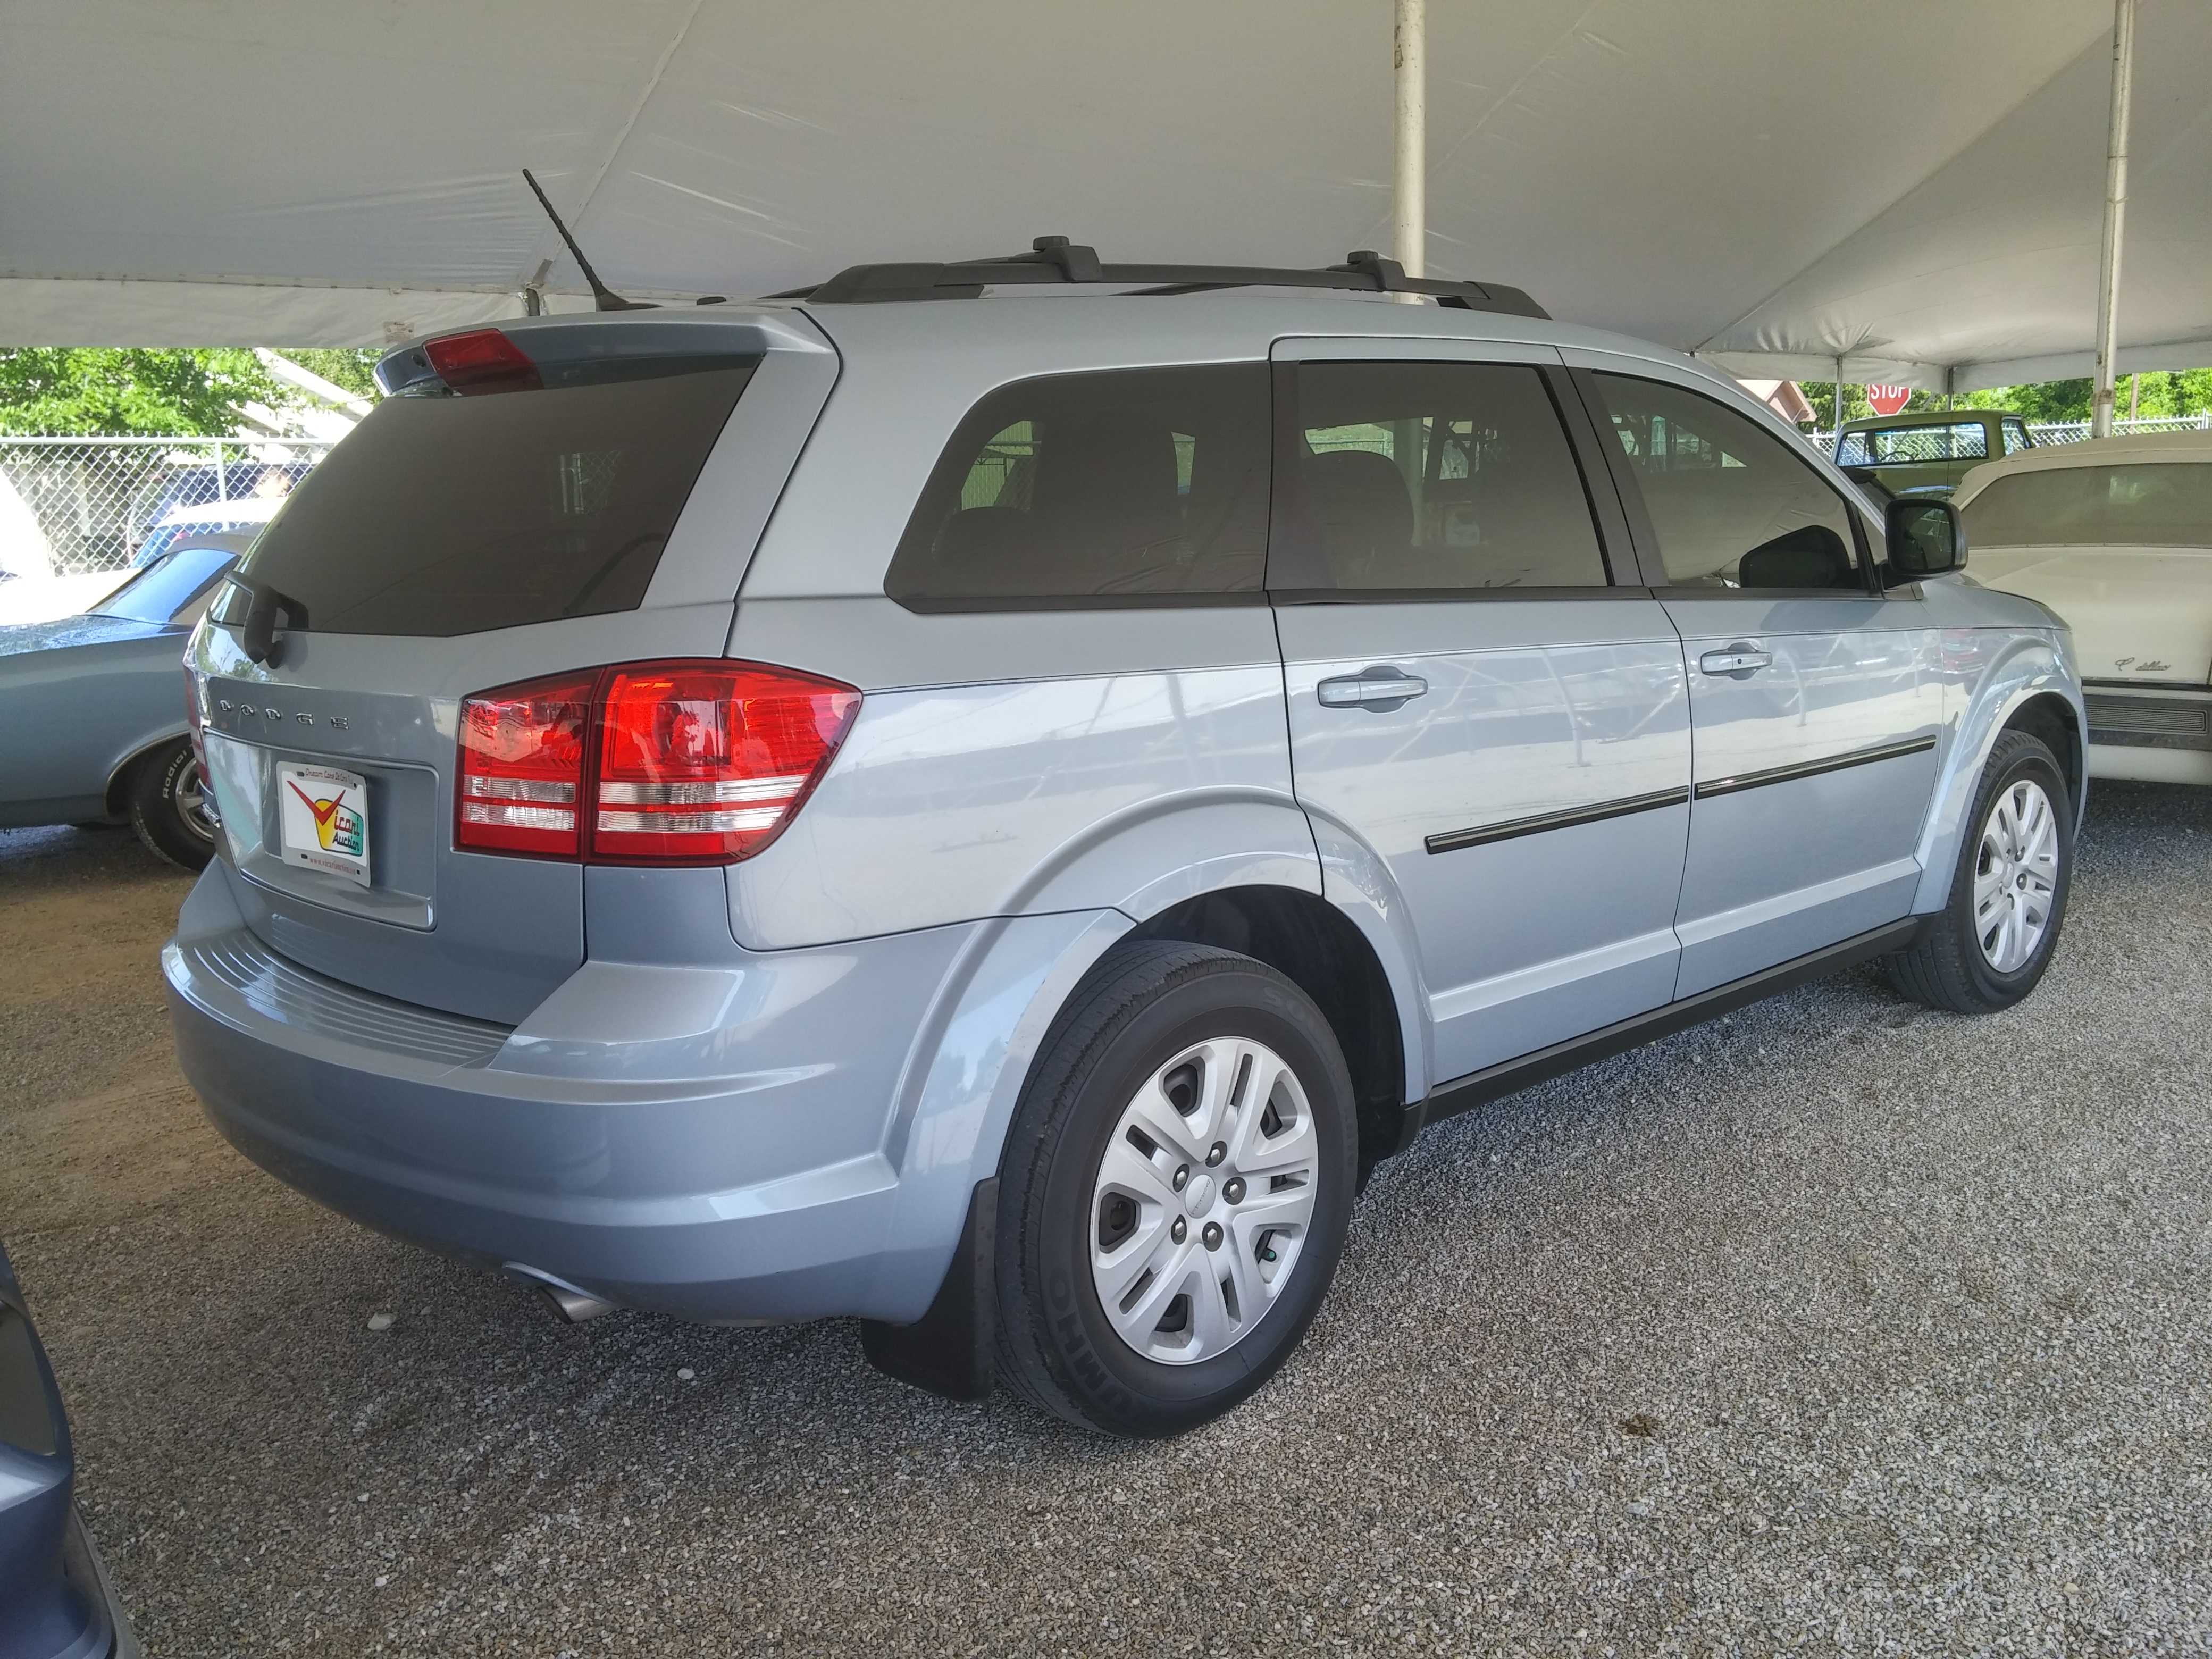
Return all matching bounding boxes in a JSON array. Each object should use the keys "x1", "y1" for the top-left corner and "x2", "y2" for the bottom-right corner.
[
  {"x1": 1594, "y1": 374, "x2": 1859, "y2": 591},
  {"x1": 1279, "y1": 362, "x2": 1608, "y2": 591},
  {"x1": 885, "y1": 365, "x2": 1269, "y2": 609},
  {"x1": 2001, "y1": 418, "x2": 2032, "y2": 455}
]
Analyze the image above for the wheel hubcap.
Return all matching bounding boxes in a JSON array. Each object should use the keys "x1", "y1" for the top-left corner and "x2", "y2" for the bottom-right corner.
[
  {"x1": 1089, "y1": 1035, "x2": 1319, "y2": 1365},
  {"x1": 1972, "y1": 777, "x2": 2058, "y2": 973},
  {"x1": 174, "y1": 760, "x2": 217, "y2": 843}
]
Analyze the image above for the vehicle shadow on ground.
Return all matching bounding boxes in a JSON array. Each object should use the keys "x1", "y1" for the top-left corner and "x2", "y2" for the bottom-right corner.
[{"x1": 11, "y1": 783, "x2": 2211, "y2": 1654}]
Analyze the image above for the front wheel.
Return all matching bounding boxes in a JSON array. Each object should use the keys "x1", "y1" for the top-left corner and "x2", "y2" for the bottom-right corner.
[
  {"x1": 995, "y1": 941, "x2": 1357, "y2": 1437},
  {"x1": 128, "y1": 739, "x2": 218, "y2": 870},
  {"x1": 1887, "y1": 728, "x2": 2072, "y2": 1013}
]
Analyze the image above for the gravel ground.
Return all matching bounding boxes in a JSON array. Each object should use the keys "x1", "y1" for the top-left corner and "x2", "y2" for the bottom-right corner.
[{"x1": 3, "y1": 783, "x2": 2209, "y2": 1658}]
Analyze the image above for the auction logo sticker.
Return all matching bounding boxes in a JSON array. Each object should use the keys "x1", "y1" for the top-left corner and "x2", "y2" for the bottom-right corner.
[{"x1": 277, "y1": 761, "x2": 371, "y2": 887}]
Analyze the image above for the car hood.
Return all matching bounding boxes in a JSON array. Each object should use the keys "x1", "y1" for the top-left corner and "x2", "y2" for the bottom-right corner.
[
  {"x1": 1971, "y1": 544, "x2": 2212, "y2": 685},
  {"x1": 0, "y1": 612, "x2": 169, "y2": 659}
]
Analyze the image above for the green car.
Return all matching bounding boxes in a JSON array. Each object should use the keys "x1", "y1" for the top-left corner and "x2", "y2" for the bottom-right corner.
[{"x1": 1834, "y1": 408, "x2": 2034, "y2": 500}]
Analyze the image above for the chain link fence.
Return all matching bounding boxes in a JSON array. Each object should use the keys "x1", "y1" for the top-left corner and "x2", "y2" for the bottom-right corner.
[
  {"x1": 1807, "y1": 413, "x2": 2212, "y2": 457},
  {"x1": 0, "y1": 435, "x2": 336, "y2": 579}
]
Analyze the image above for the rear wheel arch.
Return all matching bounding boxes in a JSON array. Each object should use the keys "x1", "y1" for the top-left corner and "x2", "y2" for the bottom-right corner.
[
  {"x1": 102, "y1": 727, "x2": 192, "y2": 817},
  {"x1": 1125, "y1": 884, "x2": 1407, "y2": 1177}
]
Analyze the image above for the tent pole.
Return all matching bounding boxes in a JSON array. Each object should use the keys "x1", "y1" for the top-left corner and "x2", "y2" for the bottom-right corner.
[
  {"x1": 1393, "y1": 0, "x2": 1426, "y2": 299},
  {"x1": 2091, "y1": 0, "x2": 2136, "y2": 440},
  {"x1": 1833, "y1": 357, "x2": 1846, "y2": 445}
]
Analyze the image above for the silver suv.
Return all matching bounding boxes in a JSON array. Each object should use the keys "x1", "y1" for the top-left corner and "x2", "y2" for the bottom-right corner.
[{"x1": 164, "y1": 246, "x2": 2084, "y2": 1436}]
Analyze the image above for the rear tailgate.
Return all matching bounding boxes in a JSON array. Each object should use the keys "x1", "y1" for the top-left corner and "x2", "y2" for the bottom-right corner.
[{"x1": 187, "y1": 309, "x2": 837, "y2": 1024}]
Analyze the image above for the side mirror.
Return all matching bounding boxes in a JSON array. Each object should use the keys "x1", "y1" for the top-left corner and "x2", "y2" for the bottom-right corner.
[{"x1": 1886, "y1": 497, "x2": 1964, "y2": 577}]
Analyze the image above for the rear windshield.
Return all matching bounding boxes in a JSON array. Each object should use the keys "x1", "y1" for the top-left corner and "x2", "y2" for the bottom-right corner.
[
  {"x1": 1964, "y1": 463, "x2": 2212, "y2": 549},
  {"x1": 1834, "y1": 422, "x2": 1990, "y2": 467},
  {"x1": 231, "y1": 363, "x2": 756, "y2": 636},
  {"x1": 94, "y1": 543, "x2": 237, "y2": 624}
]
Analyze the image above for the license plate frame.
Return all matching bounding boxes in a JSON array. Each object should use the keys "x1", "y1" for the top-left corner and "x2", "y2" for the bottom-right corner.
[{"x1": 276, "y1": 761, "x2": 371, "y2": 888}]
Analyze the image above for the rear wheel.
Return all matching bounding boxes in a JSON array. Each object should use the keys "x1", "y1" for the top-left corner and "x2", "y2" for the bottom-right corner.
[
  {"x1": 1887, "y1": 729, "x2": 2071, "y2": 1013},
  {"x1": 995, "y1": 940, "x2": 1356, "y2": 1437},
  {"x1": 127, "y1": 739, "x2": 217, "y2": 870}
]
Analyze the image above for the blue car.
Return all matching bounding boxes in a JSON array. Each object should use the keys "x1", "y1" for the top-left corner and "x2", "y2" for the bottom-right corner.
[
  {"x1": 0, "y1": 535, "x2": 240, "y2": 867},
  {"x1": 0, "y1": 1241, "x2": 138, "y2": 1658}
]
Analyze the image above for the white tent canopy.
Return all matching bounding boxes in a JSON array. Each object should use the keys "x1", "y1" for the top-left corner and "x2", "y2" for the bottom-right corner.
[{"x1": 5, "y1": 1, "x2": 2207, "y2": 390}]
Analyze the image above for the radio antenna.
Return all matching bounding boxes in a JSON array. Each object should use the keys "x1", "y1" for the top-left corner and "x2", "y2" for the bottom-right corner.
[{"x1": 522, "y1": 170, "x2": 656, "y2": 312}]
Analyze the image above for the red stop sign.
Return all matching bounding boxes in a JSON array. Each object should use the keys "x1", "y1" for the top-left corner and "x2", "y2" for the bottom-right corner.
[{"x1": 1866, "y1": 383, "x2": 1913, "y2": 416}]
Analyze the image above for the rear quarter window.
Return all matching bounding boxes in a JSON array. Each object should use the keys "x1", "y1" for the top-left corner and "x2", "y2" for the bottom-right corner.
[
  {"x1": 231, "y1": 361, "x2": 756, "y2": 637},
  {"x1": 884, "y1": 364, "x2": 1270, "y2": 609}
]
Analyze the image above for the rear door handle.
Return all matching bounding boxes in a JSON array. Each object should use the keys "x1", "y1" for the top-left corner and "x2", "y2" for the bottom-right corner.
[
  {"x1": 1699, "y1": 645, "x2": 1773, "y2": 678},
  {"x1": 1317, "y1": 667, "x2": 1428, "y2": 710}
]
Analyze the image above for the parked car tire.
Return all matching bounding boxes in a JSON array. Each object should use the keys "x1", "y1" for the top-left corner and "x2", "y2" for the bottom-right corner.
[
  {"x1": 994, "y1": 940, "x2": 1357, "y2": 1437},
  {"x1": 1887, "y1": 729, "x2": 2072, "y2": 1013},
  {"x1": 127, "y1": 739, "x2": 217, "y2": 870}
]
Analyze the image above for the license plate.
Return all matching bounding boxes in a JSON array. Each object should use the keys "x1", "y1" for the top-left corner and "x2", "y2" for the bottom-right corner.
[{"x1": 277, "y1": 761, "x2": 371, "y2": 887}]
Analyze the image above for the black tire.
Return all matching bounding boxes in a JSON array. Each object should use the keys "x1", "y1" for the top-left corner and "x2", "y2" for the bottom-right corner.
[
  {"x1": 994, "y1": 940, "x2": 1358, "y2": 1437},
  {"x1": 127, "y1": 739, "x2": 218, "y2": 870},
  {"x1": 1887, "y1": 729, "x2": 2072, "y2": 1013}
]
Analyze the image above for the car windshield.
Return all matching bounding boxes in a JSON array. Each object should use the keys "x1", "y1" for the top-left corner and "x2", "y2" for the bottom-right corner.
[
  {"x1": 1963, "y1": 463, "x2": 2212, "y2": 549},
  {"x1": 93, "y1": 543, "x2": 239, "y2": 623},
  {"x1": 1834, "y1": 422, "x2": 1989, "y2": 467}
]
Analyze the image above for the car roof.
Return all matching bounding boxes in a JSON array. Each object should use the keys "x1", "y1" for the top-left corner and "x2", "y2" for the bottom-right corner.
[
  {"x1": 1953, "y1": 427, "x2": 2212, "y2": 507},
  {"x1": 789, "y1": 288, "x2": 1748, "y2": 392},
  {"x1": 475, "y1": 287, "x2": 1722, "y2": 384},
  {"x1": 1839, "y1": 408, "x2": 2014, "y2": 431},
  {"x1": 157, "y1": 496, "x2": 286, "y2": 527},
  {"x1": 157, "y1": 530, "x2": 255, "y2": 557}
]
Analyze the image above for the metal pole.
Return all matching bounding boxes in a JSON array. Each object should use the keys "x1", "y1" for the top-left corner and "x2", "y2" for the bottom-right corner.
[
  {"x1": 2091, "y1": 0, "x2": 2136, "y2": 439},
  {"x1": 1833, "y1": 356, "x2": 1847, "y2": 446},
  {"x1": 1393, "y1": 0, "x2": 1426, "y2": 295}
]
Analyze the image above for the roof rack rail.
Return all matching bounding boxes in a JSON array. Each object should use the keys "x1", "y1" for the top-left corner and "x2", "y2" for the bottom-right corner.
[{"x1": 785, "y1": 236, "x2": 1547, "y2": 319}]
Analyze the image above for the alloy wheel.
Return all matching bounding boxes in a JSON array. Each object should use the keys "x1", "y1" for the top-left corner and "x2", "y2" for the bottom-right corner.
[{"x1": 1972, "y1": 776, "x2": 2058, "y2": 973}]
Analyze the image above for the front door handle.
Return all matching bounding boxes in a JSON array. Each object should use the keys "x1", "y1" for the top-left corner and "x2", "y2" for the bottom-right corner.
[
  {"x1": 1699, "y1": 644, "x2": 1773, "y2": 679},
  {"x1": 1317, "y1": 666, "x2": 1429, "y2": 710}
]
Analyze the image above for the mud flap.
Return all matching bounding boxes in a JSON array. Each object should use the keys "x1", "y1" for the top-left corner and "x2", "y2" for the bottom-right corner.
[{"x1": 859, "y1": 1177, "x2": 997, "y2": 1402}]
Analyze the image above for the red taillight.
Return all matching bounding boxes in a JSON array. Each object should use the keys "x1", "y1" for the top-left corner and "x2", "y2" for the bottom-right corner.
[
  {"x1": 423, "y1": 329, "x2": 543, "y2": 395},
  {"x1": 455, "y1": 661, "x2": 860, "y2": 865},
  {"x1": 594, "y1": 664, "x2": 862, "y2": 861},
  {"x1": 456, "y1": 671, "x2": 594, "y2": 856}
]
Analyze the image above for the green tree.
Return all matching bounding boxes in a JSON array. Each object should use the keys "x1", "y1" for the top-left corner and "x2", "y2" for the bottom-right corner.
[
  {"x1": 1958, "y1": 380, "x2": 2092, "y2": 422},
  {"x1": 0, "y1": 348, "x2": 286, "y2": 435},
  {"x1": 2112, "y1": 368, "x2": 2212, "y2": 420},
  {"x1": 273, "y1": 348, "x2": 383, "y2": 401}
]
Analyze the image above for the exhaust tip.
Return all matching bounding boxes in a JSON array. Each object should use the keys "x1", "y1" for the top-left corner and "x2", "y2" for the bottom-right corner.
[
  {"x1": 538, "y1": 1283, "x2": 618, "y2": 1323},
  {"x1": 504, "y1": 1263, "x2": 617, "y2": 1323}
]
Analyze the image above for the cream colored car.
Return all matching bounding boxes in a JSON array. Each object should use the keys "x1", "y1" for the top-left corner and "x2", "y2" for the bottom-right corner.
[{"x1": 1957, "y1": 430, "x2": 2212, "y2": 785}]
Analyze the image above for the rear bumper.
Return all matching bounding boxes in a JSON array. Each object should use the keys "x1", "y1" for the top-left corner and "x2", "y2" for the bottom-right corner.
[
  {"x1": 163, "y1": 866, "x2": 979, "y2": 1324},
  {"x1": 65, "y1": 1505, "x2": 138, "y2": 1659}
]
